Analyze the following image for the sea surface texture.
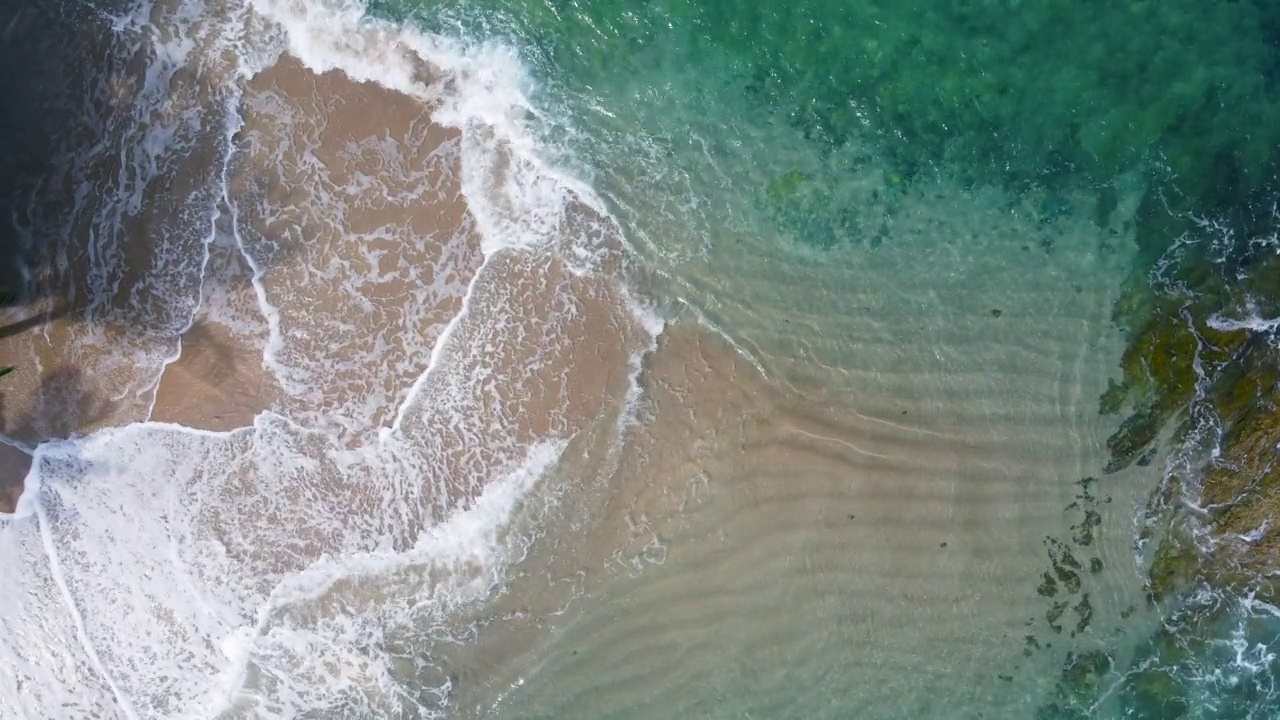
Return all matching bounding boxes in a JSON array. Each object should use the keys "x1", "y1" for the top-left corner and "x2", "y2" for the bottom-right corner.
[{"x1": 1, "y1": 0, "x2": 1279, "y2": 718}]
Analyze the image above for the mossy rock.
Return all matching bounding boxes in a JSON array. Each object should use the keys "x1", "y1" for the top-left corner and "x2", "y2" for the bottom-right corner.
[
  {"x1": 1034, "y1": 650, "x2": 1114, "y2": 719},
  {"x1": 1148, "y1": 527, "x2": 1201, "y2": 602},
  {"x1": 766, "y1": 170, "x2": 807, "y2": 204},
  {"x1": 1105, "y1": 264, "x2": 1252, "y2": 473},
  {"x1": 1033, "y1": 704, "x2": 1089, "y2": 720},
  {"x1": 1119, "y1": 669, "x2": 1190, "y2": 720},
  {"x1": 1186, "y1": 340, "x2": 1280, "y2": 583},
  {"x1": 1098, "y1": 378, "x2": 1129, "y2": 416},
  {"x1": 1105, "y1": 402, "x2": 1167, "y2": 474},
  {"x1": 1060, "y1": 650, "x2": 1113, "y2": 699}
]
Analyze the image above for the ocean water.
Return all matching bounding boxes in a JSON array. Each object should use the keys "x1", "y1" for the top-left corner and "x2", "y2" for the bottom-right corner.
[{"x1": 0, "y1": 0, "x2": 1278, "y2": 718}]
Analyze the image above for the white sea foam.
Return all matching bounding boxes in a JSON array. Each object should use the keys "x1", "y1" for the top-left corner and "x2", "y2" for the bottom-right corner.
[
  {"x1": 1, "y1": 423, "x2": 565, "y2": 718},
  {"x1": 247, "y1": 0, "x2": 600, "y2": 258},
  {"x1": 614, "y1": 286, "x2": 667, "y2": 434},
  {"x1": 202, "y1": 439, "x2": 566, "y2": 717},
  {"x1": 1207, "y1": 310, "x2": 1280, "y2": 335}
]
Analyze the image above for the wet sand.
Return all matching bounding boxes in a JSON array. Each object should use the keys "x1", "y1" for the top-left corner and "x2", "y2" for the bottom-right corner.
[
  {"x1": 0, "y1": 42, "x2": 663, "y2": 716},
  {"x1": 0, "y1": 444, "x2": 26, "y2": 514},
  {"x1": 229, "y1": 55, "x2": 484, "y2": 432},
  {"x1": 0, "y1": 53, "x2": 478, "y2": 509},
  {"x1": 150, "y1": 321, "x2": 276, "y2": 432},
  {"x1": 438, "y1": 301, "x2": 1155, "y2": 719}
]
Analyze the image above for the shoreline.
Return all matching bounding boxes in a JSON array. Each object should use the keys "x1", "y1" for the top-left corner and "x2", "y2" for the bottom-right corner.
[{"x1": 0, "y1": 1, "x2": 1222, "y2": 714}]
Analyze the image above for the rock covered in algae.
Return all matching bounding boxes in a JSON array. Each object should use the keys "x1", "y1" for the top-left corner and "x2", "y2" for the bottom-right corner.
[
  {"x1": 1119, "y1": 668, "x2": 1190, "y2": 720},
  {"x1": 1110, "y1": 239, "x2": 1280, "y2": 603},
  {"x1": 1079, "y1": 196, "x2": 1280, "y2": 716},
  {"x1": 1034, "y1": 650, "x2": 1114, "y2": 720}
]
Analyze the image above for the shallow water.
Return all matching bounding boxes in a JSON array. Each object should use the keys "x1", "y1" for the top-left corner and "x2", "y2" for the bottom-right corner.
[{"x1": 0, "y1": 0, "x2": 1278, "y2": 718}]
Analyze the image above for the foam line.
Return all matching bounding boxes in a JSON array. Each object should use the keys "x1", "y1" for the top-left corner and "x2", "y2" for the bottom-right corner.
[
  {"x1": 384, "y1": 254, "x2": 488, "y2": 436},
  {"x1": 144, "y1": 89, "x2": 247, "y2": 421},
  {"x1": 1207, "y1": 312, "x2": 1280, "y2": 334},
  {"x1": 34, "y1": 489, "x2": 139, "y2": 720},
  {"x1": 788, "y1": 427, "x2": 893, "y2": 460}
]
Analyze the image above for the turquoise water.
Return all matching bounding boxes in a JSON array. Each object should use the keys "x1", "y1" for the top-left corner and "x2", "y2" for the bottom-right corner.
[
  {"x1": 386, "y1": 0, "x2": 1280, "y2": 223},
  {"x1": 352, "y1": 1, "x2": 1280, "y2": 717}
]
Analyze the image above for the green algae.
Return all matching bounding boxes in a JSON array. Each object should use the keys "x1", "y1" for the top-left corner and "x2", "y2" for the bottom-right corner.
[
  {"x1": 1113, "y1": 245, "x2": 1280, "y2": 601},
  {"x1": 766, "y1": 170, "x2": 806, "y2": 204},
  {"x1": 1071, "y1": 509, "x2": 1102, "y2": 548},
  {"x1": 1035, "y1": 478, "x2": 1108, "y2": 629},
  {"x1": 1037, "y1": 571, "x2": 1059, "y2": 599},
  {"x1": 1147, "y1": 525, "x2": 1201, "y2": 601},
  {"x1": 1120, "y1": 669, "x2": 1190, "y2": 720},
  {"x1": 1046, "y1": 538, "x2": 1083, "y2": 596},
  {"x1": 1098, "y1": 378, "x2": 1128, "y2": 416},
  {"x1": 1045, "y1": 600, "x2": 1071, "y2": 635},
  {"x1": 1092, "y1": 212, "x2": 1280, "y2": 716},
  {"x1": 1034, "y1": 650, "x2": 1114, "y2": 720}
]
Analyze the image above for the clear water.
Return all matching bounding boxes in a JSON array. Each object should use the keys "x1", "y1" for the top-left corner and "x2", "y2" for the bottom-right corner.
[{"x1": 0, "y1": 0, "x2": 1278, "y2": 718}]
